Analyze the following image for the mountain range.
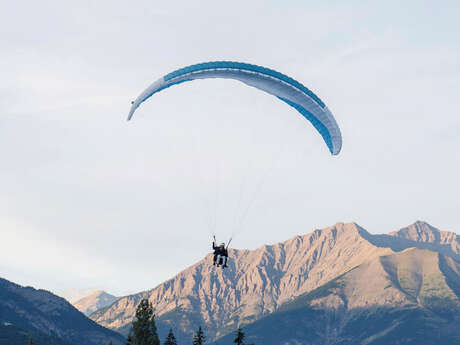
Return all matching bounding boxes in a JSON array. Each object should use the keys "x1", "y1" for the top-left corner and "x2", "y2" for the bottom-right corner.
[
  {"x1": 90, "y1": 221, "x2": 460, "y2": 344},
  {"x1": 2, "y1": 220, "x2": 458, "y2": 345}
]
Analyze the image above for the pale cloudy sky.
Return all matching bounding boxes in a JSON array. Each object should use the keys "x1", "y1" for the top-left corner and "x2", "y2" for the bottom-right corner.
[{"x1": 1, "y1": 0, "x2": 459, "y2": 296}]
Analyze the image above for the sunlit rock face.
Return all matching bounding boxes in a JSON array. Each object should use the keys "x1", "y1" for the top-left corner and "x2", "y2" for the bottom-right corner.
[{"x1": 91, "y1": 221, "x2": 458, "y2": 343}]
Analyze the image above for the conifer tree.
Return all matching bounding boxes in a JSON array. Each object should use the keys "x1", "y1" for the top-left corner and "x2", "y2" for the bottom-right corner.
[
  {"x1": 130, "y1": 298, "x2": 160, "y2": 345},
  {"x1": 28, "y1": 337, "x2": 34, "y2": 345},
  {"x1": 192, "y1": 326, "x2": 206, "y2": 345},
  {"x1": 126, "y1": 333, "x2": 133, "y2": 345},
  {"x1": 164, "y1": 328, "x2": 177, "y2": 345},
  {"x1": 233, "y1": 327, "x2": 245, "y2": 345}
]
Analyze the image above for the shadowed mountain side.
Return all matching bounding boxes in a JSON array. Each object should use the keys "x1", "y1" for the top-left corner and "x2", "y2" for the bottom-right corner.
[
  {"x1": 358, "y1": 221, "x2": 460, "y2": 261},
  {"x1": 0, "y1": 278, "x2": 125, "y2": 345},
  {"x1": 438, "y1": 255, "x2": 460, "y2": 299},
  {"x1": 216, "y1": 305, "x2": 460, "y2": 345},
  {"x1": 0, "y1": 323, "x2": 75, "y2": 345},
  {"x1": 215, "y1": 248, "x2": 460, "y2": 345}
]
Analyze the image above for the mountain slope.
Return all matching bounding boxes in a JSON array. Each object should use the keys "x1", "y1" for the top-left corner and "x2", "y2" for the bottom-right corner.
[
  {"x1": 73, "y1": 291, "x2": 118, "y2": 316},
  {"x1": 216, "y1": 248, "x2": 460, "y2": 345},
  {"x1": 0, "y1": 278, "x2": 125, "y2": 345}
]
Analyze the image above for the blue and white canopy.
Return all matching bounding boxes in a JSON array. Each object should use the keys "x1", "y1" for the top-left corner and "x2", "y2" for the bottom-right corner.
[{"x1": 128, "y1": 61, "x2": 342, "y2": 155}]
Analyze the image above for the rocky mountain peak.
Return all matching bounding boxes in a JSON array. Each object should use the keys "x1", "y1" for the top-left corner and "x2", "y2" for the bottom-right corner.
[
  {"x1": 73, "y1": 290, "x2": 119, "y2": 316},
  {"x1": 389, "y1": 221, "x2": 460, "y2": 258},
  {"x1": 391, "y1": 220, "x2": 458, "y2": 243}
]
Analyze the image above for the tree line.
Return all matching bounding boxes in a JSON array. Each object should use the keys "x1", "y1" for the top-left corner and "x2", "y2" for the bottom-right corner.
[{"x1": 125, "y1": 298, "x2": 253, "y2": 345}]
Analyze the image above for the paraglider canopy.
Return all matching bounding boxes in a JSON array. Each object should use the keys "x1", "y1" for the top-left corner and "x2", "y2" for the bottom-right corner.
[{"x1": 128, "y1": 61, "x2": 342, "y2": 155}]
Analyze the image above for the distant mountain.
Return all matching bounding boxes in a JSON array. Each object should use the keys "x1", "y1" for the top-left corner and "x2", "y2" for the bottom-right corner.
[
  {"x1": 216, "y1": 247, "x2": 460, "y2": 345},
  {"x1": 58, "y1": 288, "x2": 100, "y2": 303},
  {"x1": 0, "y1": 278, "x2": 125, "y2": 345},
  {"x1": 73, "y1": 291, "x2": 118, "y2": 316}
]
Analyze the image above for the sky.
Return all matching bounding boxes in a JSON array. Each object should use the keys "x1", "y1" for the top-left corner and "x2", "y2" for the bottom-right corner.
[{"x1": 0, "y1": 0, "x2": 459, "y2": 297}]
